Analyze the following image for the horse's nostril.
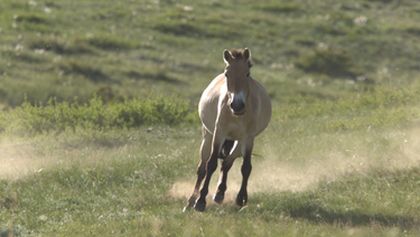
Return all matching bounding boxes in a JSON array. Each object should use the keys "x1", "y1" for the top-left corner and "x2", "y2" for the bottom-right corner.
[{"x1": 231, "y1": 101, "x2": 245, "y2": 113}]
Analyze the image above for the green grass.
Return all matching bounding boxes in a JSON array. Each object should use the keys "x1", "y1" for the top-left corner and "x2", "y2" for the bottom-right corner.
[
  {"x1": 1, "y1": 0, "x2": 420, "y2": 236},
  {"x1": 1, "y1": 124, "x2": 419, "y2": 236}
]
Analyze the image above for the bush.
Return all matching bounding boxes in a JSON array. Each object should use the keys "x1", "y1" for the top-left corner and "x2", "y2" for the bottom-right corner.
[{"x1": 0, "y1": 97, "x2": 194, "y2": 135}]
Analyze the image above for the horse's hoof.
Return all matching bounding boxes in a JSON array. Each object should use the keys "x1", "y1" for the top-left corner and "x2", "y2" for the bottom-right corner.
[
  {"x1": 182, "y1": 205, "x2": 190, "y2": 213},
  {"x1": 236, "y1": 193, "x2": 248, "y2": 207},
  {"x1": 194, "y1": 200, "x2": 206, "y2": 212},
  {"x1": 183, "y1": 196, "x2": 197, "y2": 212},
  {"x1": 213, "y1": 193, "x2": 224, "y2": 204}
]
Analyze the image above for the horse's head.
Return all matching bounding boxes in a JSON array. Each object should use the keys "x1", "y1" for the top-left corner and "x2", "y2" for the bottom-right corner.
[{"x1": 223, "y1": 48, "x2": 252, "y2": 116}]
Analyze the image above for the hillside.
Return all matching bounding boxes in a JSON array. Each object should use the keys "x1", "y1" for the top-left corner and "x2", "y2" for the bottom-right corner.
[{"x1": 0, "y1": 0, "x2": 419, "y2": 106}]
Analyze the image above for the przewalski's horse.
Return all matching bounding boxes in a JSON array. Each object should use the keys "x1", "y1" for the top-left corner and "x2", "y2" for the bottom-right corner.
[{"x1": 184, "y1": 48, "x2": 271, "y2": 212}]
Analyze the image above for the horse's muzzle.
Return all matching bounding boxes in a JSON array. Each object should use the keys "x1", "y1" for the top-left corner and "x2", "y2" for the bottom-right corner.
[{"x1": 230, "y1": 100, "x2": 245, "y2": 115}]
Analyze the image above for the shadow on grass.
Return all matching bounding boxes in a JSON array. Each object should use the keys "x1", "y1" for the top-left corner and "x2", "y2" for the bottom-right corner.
[
  {"x1": 29, "y1": 38, "x2": 94, "y2": 55},
  {"x1": 284, "y1": 201, "x2": 419, "y2": 230},
  {"x1": 126, "y1": 70, "x2": 183, "y2": 84},
  {"x1": 60, "y1": 61, "x2": 111, "y2": 83},
  {"x1": 85, "y1": 35, "x2": 137, "y2": 51},
  {"x1": 154, "y1": 22, "x2": 239, "y2": 40},
  {"x1": 295, "y1": 47, "x2": 358, "y2": 79},
  {"x1": 3, "y1": 50, "x2": 45, "y2": 64}
]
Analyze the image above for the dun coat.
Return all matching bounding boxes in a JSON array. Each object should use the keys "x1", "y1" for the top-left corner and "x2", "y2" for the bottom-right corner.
[{"x1": 184, "y1": 48, "x2": 271, "y2": 212}]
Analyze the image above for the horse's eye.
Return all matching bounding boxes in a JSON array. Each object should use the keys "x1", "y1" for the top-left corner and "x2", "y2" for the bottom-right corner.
[{"x1": 246, "y1": 73, "x2": 250, "y2": 77}]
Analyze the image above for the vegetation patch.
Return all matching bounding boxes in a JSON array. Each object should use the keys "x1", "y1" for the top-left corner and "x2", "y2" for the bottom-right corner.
[{"x1": 0, "y1": 97, "x2": 194, "y2": 135}]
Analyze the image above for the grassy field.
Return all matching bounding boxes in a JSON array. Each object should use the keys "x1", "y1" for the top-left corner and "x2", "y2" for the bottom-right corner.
[{"x1": 1, "y1": 0, "x2": 420, "y2": 236}]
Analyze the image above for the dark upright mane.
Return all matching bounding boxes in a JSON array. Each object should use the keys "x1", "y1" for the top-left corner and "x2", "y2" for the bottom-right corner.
[{"x1": 229, "y1": 48, "x2": 253, "y2": 67}]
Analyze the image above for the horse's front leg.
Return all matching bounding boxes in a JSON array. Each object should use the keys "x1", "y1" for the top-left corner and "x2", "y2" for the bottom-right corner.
[
  {"x1": 183, "y1": 128, "x2": 212, "y2": 212},
  {"x1": 236, "y1": 138, "x2": 254, "y2": 207},
  {"x1": 194, "y1": 133, "x2": 224, "y2": 212}
]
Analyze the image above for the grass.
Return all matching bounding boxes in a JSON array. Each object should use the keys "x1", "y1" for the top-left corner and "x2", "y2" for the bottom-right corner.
[
  {"x1": 1, "y1": 0, "x2": 420, "y2": 236},
  {"x1": 1, "y1": 123, "x2": 419, "y2": 236},
  {"x1": 295, "y1": 46, "x2": 359, "y2": 79},
  {"x1": 1, "y1": 0, "x2": 419, "y2": 106}
]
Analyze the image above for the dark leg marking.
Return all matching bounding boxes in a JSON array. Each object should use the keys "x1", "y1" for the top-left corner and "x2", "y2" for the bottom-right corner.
[
  {"x1": 236, "y1": 146, "x2": 253, "y2": 207},
  {"x1": 214, "y1": 158, "x2": 234, "y2": 204},
  {"x1": 194, "y1": 153, "x2": 218, "y2": 211},
  {"x1": 184, "y1": 161, "x2": 206, "y2": 211},
  {"x1": 184, "y1": 129, "x2": 211, "y2": 212}
]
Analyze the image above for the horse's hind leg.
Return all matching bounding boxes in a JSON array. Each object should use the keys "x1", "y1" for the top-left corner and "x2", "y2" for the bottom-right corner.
[
  {"x1": 183, "y1": 128, "x2": 212, "y2": 212},
  {"x1": 220, "y1": 139, "x2": 234, "y2": 159},
  {"x1": 214, "y1": 141, "x2": 240, "y2": 204},
  {"x1": 236, "y1": 139, "x2": 254, "y2": 207}
]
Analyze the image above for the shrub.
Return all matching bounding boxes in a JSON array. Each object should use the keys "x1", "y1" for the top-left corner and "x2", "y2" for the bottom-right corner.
[{"x1": 0, "y1": 97, "x2": 194, "y2": 135}]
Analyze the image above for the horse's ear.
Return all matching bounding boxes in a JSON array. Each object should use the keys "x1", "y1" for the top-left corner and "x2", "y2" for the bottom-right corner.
[
  {"x1": 243, "y1": 48, "x2": 251, "y2": 60},
  {"x1": 223, "y1": 49, "x2": 233, "y2": 64}
]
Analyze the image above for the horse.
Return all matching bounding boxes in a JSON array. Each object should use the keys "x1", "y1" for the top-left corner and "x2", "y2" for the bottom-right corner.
[{"x1": 183, "y1": 48, "x2": 272, "y2": 212}]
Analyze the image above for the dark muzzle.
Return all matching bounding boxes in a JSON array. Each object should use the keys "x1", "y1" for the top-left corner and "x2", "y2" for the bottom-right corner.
[{"x1": 230, "y1": 98, "x2": 245, "y2": 115}]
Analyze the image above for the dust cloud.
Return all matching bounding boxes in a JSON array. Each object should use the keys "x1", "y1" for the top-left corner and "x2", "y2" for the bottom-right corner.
[
  {"x1": 1, "y1": 128, "x2": 418, "y2": 196},
  {"x1": 0, "y1": 138, "x2": 118, "y2": 180},
  {"x1": 0, "y1": 140, "x2": 59, "y2": 180},
  {"x1": 169, "y1": 128, "x2": 420, "y2": 200},
  {"x1": 1, "y1": 141, "x2": 39, "y2": 180}
]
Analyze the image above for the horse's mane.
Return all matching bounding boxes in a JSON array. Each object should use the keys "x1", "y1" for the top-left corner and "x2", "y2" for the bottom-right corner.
[{"x1": 229, "y1": 48, "x2": 253, "y2": 67}]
